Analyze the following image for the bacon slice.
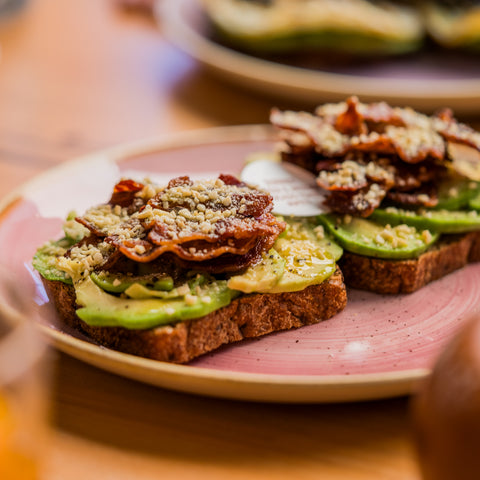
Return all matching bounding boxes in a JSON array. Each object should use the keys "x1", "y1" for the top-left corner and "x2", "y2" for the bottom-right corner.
[
  {"x1": 386, "y1": 125, "x2": 445, "y2": 164},
  {"x1": 324, "y1": 184, "x2": 386, "y2": 218},
  {"x1": 104, "y1": 175, "x2": 285, "y2": 273},
  {"x1": 386, "y1": 186, "x2": 438, "y2": 209},
  {"x1": 391, "y1": 160, "x2": 445, "y2": 192},
  {"x1": 273, "y1": 96, "x2": 480, "y2": 216},
  {"x1": 109, "y1": 179, "x2": 145, "y2": 207},
  {"x1": 361, "y1": 100, "x2": 404, "y2": 127},
  {"x1": 316, "y1": 160, "x2": 369, "y2": 192},
  {"x1": 334, "y1": 96, "x2": 368, "y2": 136}
]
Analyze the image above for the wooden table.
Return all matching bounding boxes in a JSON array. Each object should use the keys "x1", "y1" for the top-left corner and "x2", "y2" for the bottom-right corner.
[{"x1": 0, "y1": 1, "x2": 426, "y2": 478}]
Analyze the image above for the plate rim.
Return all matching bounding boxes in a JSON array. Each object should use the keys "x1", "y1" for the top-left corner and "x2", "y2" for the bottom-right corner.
[
  {"x1": 2, "y1": 124, "x2": 435, "y2": 403},
  {"x1": 158, "y1": 0, "x2": 480, "y2": 109},
  {"x1": 39, "y1": 322, "x2": 428, "y2": 403}
]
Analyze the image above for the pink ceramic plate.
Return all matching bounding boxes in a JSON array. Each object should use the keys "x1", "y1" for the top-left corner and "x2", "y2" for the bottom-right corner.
[{"x1": 3, "y1": 125, "x2": 479, "y2": 403}]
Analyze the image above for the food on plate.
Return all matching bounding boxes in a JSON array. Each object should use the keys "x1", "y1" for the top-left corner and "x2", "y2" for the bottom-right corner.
[
  {"x1": 33, "y1": 175, "x2": 346, "y2": 363},
  {"x1": 270, "y1": 96, "x2": 480, "y2": 293},
  {"x1": 411, "y1": 313, "x2": 480, "y2": 480},
  {"x1": 423, "y1": 0, "x2": 480, "y2": 50},
  {"x1": 202, "y1": 0, "x2": 424, "y2": 56}
]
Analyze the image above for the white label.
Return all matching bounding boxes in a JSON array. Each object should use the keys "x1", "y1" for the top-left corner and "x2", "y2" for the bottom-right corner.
[{"x1": 241, "y1": 159, "x2": 329, "y2": 216}]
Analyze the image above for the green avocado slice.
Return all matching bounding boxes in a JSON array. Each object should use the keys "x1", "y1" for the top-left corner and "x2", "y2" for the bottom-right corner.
[
  {"x1": 91, "y1": 271, "x2": 174, "y2": 294},
  {"x1": 319, "y1": 214, "x2": 438, "y2": 259},
  {"x1": 32, "y1": 239, "x2": 75, "y2": 284},
  {"x1": 76, "y1": 276, "x2": 239, "y2": 330},
  {"x1": 266, "y1": 236, "x2": 336, "y2": 293},
  {"x1": 435, "y1": 176, "x2": 480, "y2": 211},
  {"x1": 279, "y1": 217, "x2": 343, "y2": 262},
  {"x1": 469, "y1": 190, "x2": 480, "y2": 210},
  {"x1": 370, "y1": 207, "x2": 480, "y2": 234},
  {"x1": 227, "y1": 248, "x2": 285, "y2": 293},
  {"x1": 227, "y1": 217, "x2": 341, "y2": 294},
  {"x1": 216, "y1": 29, "x2": 422, "y2": 55}
]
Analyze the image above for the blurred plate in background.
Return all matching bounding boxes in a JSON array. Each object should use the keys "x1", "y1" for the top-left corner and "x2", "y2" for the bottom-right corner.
[{"x1": 158, "y1": 0, "x2": 480, "y2": 114}]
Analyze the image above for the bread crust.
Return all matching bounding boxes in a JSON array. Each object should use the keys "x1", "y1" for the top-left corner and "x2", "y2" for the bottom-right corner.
[
  {"x1": 43, "y1": 268, "x2": 347, "y2": 363},
  {"x1": 339, "y1": 232, "x2": 480, "y2": 294},
  {"x1": 468, "y1": 231, "x2": 480, "y2": 263}
]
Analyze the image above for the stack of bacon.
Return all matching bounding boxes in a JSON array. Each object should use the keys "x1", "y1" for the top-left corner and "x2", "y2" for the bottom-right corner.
[
  {"x1": 75, "y1": 175, "x2": 286, "y2": 274},
  {"x1": 271, "y1": 96, "x2": 480, "y2": 217}
]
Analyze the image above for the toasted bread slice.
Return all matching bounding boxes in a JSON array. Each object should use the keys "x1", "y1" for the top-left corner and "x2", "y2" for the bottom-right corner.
[
  {"x1": 43, "y1": 267, "x2": 347, "y2": 363},
  {"x1": 468, "y1": 231, "x2": 480, "y2": 263},
  {"x1": 339, "y1": 232, "x2": 480, "y2": 294}
]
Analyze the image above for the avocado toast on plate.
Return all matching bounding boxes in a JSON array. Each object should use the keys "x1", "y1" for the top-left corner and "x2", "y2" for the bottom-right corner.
[
  {"x1": 268, "y1": 96, "x2": 480, "y2": 293},
  {"x1": 33, "y1": 174, "x2": 346, "y2": 363}
]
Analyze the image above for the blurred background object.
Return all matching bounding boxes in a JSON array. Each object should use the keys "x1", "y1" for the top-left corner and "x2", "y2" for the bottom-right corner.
[
  {"x1": 411, "y1": 312, "x2": 480, "y2": 480},
  {"x1": 0, "y1": 267, "x2": 50, "y2": 480},
  {"x1": 114, "y1": 0, "x2": 154, "y2": 13},
  {"x1": 423, "y1": 0, "x2": 480, "y2": 50},
  {"x1": 159, "y1": 0, "x2": 480, "y2": 113},
  {"x1": 0, "y1": 0, "x2": 28, "y2": 17},
  {"x1": 201, "y1": 0, "x2": 425, "y2": 57}
]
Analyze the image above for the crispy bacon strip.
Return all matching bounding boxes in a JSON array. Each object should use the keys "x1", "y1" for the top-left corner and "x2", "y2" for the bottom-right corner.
[
  {"x1": 361, "y1": 100, "x2": 404, "y2": 127},
  {"x1": 175, "y1": 236, "x2": 276, "y2": 274},
  {"x1": 104, "y1": 175, "x2": 285, "y2": 273},
  {"x1": 112, "y1": 235, "x2": 260, "y2": 264},
  {"x1": 324, "y1": 184, "x2": 386, "y2": 218},
  {"x1": 273, "y1": 96, "x2": 480, "y2": 216},
  {"x1": 109, "y1": 179, "x2": 144, "y2": 207},
  {"x1": 386, "y1": 186, "x2": 438, "y2": 209},
  {"x1": 272, "y1": 96, "x2": 480, "y2": 161},
  {"x1": 75, "y1": 217, "x2": 106, "y2": 237},
  {"x1": 439, "y1": 124, "x2": 480, "y2": 153},
  {"x1": 391, "y1": 160, "x2": 445, "y2": 192},
  {"x1": 335, "y1": 96, "x2": 368, "y2": 136}
]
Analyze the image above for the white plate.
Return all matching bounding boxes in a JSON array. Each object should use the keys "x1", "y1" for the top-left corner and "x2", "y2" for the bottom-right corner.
[
  {"x1": 3, "y1": 125, "x2": 480, "y2": 403},
  {"x1": 158, "y1": 0, "x2": 480, "y2": 114}
]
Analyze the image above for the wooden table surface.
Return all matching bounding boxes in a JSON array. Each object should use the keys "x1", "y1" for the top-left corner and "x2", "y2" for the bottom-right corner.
[{"x1": 0, "y1": 1, "x2": 436, "y2": 478}]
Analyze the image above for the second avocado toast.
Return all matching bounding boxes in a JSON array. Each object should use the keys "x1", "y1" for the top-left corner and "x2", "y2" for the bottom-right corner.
[{"x1": 270, "y1": 96, "x2": 480, "y2": 293}]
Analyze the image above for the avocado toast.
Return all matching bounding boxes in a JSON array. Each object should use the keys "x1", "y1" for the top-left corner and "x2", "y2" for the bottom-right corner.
[
  {"x1": 202, "y1": 0, "x2": 424, "y2": 56},
  {"x1": 33, "y1": 175, "x2": 346, "y2": 363},
  {"x1": 271, "y1": 96, "x2": 480, "y2": 293}
]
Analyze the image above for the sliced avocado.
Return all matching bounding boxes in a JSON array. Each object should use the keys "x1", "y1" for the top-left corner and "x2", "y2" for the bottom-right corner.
[
  {"x1": 124, "y1": 274, "x2": 205, "y2": 300},
  {"x1": 227, "y1": 249, "x2": 285, "y2": 293},
  {"x1": 371, "y1": 207, "x2": 480, "y2": 234},
  {"x1": 281, "y1": 217, "x2": 343, "y2": 262},
  {"x1": 267, "y1": 236, "x2": 335, "y2": 293},
  {"x1": 75, "y1": 276, "x2": 239, "y2": 329},
  {"x1": 91, "y1": 271, "x2": 174, "y2": 294},
  {"x1": 33, "y1": 238, "x2": 75, "y2": 284},
  {"x1": 227, "y1": 217, "x2": 341, "y2": 294},
  {"x1": 435, "y1": 176, "x2": 480, "y2": 211},
  {"x1": 319, "y1": 214, "x2": 438, "y2": 259},
  {"x1": 216, "y1": 28, "x2": 422, "y2": 55},
  {"x1": 469, "y1": 190, "x2": 480, "y2": 211}
]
